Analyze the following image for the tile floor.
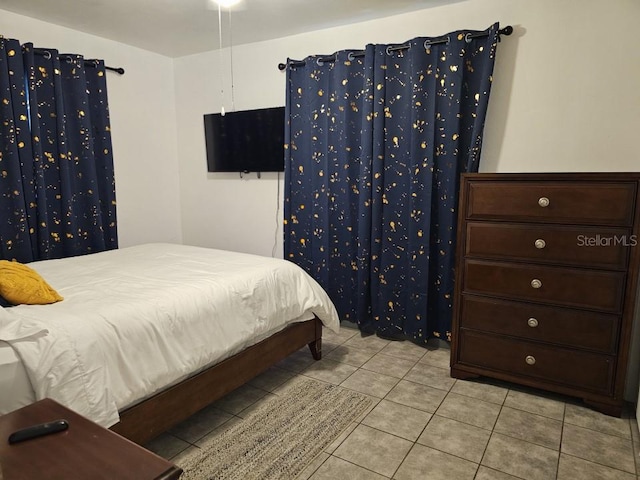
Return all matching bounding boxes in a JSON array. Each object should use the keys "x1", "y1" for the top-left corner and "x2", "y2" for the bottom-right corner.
[{"x1": 145, "y1": 325, "x2": 640, "y2": 480}]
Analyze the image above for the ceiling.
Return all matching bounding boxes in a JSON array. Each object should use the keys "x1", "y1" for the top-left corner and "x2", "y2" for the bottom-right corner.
[{"x1": 0, "y1": 0, "x2": 458, "y2": 58}]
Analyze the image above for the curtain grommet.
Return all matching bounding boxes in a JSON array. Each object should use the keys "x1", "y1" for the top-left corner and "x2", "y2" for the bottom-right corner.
[
  {"x1": 385, "y1": 45, "x2": 410, "y2": 56},
  {"x1": 347, "y1": 52, "x2": 355, "y2": 62},
  {"x1": 43, "y1": 51, "x2": 52, "y2": 60},
  {"x1": 316, "y1": 57, "x2": 323, "y2": 66},
  {"x1": 464, "y1": 33, "x2": 473, "y2": 43},
  {"x1": 425, "y1": 36, "x2": 452, "y2": 47}
]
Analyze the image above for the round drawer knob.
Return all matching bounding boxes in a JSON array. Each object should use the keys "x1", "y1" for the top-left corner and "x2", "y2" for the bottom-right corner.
[
  {"x1": 525, "y1": 355, "x2": 536, "y2": 365},
  {"x1": 534, "y1": 239, "x2": 546, "y2": 249},
  {"x1": 538, "y1": 197, "x2": 550, "y2": 207},
  {"x1": 527, "y1": 317, "x2": 539, "y2": 328},
  {"x1": 530, "y1": 279, "x2": 542, "y2": 289}
]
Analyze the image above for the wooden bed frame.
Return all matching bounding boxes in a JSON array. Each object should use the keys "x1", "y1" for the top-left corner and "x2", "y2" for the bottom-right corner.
[{"x1": 110, "y1": 317, "x2": 323, "y2": 444}]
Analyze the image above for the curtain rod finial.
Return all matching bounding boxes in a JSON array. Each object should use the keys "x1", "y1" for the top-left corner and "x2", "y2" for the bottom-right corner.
[
  {"x1": 278, "y1": 63, "x2": 287, "y2": 71},
  {"x1": 499, "y1": 25, "x2": 513, "y2": 36}
]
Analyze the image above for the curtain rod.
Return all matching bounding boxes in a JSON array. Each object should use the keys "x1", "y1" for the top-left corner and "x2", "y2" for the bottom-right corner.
[
  {"x1": 277, "y1": 25, "x2": 513, "y2": 71},
  {"x1": 103, "y1": 65, "x2": 126, "y2": 75},
  {"x1": 30, "y1": 47, "x2": 125, "y2": 75}
]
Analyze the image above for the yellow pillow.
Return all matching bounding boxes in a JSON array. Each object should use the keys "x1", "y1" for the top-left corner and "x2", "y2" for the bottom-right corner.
[{"x1": 0, "y1": 260, "x2": 63, "y2": 305}]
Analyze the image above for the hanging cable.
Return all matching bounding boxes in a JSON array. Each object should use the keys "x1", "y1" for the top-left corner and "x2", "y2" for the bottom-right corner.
[
  {"x1": 228, "y1": 8, "x2": 236, "y2": 112},
  {"x1": 218, "y1": 3, "x2": 225, "y2": 115},
  {"x1": 272, "y1": 171, "x2": 281, "y2": 258}
]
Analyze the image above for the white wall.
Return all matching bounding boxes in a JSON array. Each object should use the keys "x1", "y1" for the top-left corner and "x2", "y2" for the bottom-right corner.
[
  {"x1": 0, "y1": 10, "x2": 182, "y2": 247},
  {"x1": 175, "y1": 0, "x2": 640, "y2": 256},
  {"x1": 173, "y1": 42, "x2": 287, "y2": 257},
  {"x1": 174, "y1": 0, "x2": 640, "y2": 398},
  {"x1": 479, "y1": 0, "x2": 640, "y2": 173}
]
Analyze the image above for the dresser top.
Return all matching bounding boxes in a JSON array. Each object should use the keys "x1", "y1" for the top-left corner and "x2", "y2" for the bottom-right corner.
[{"x1": 466, "y1": 172, "x2": 640, "y2": 181}]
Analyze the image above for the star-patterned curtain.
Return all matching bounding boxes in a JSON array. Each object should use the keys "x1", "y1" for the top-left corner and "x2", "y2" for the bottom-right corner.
[
  {"x1": 285, "y1": 24, "x2": 500, "y2": 342},
  {"x1": 0, "y1": 38, "x2": 117, "y2": 262}
]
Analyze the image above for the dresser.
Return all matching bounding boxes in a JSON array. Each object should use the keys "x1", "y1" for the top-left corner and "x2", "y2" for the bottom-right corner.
[{"x1": 450, "y1": 173, "x2": 640, "y2": 416}]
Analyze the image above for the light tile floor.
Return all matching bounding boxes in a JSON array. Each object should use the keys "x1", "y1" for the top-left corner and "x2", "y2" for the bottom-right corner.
[{"x1": 145, "y1": 325, "x2": 640, "y2": 480}]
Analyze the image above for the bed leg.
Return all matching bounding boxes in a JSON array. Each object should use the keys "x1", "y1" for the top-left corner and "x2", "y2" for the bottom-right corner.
[
  {"x1": 308, "y1": 338, "x2": 322, "y2": 360},
  {"x1": 308, "y1": 317, "x2": 322, "y2": 360}
]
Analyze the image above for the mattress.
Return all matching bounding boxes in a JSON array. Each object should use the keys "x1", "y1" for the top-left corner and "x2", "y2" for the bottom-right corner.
[{"x1": 0, "y1": 243, "x2": 340, "y2": 427}]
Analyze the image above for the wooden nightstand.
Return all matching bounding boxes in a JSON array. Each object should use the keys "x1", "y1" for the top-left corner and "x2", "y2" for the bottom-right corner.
[{"x1": 0, "y1": 398, "x2": 182, "y2": 479}]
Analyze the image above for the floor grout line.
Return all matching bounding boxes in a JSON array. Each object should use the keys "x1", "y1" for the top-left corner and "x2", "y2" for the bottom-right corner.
[{"x1": 156, "y1": 326, "x2": 640, "y2": 480}]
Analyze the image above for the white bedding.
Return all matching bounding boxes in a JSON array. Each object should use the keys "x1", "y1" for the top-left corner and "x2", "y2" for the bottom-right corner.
[
  {"x1": 0, "y1": 243, "x2": 340, "y2": 427},
  {"x1": 0, "y1": 340, "x2": 34, "y2": 411}
]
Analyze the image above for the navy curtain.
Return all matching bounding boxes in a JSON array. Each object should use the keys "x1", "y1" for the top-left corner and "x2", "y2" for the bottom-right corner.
[
  {"x1": 285, "y1": 45, "x2": 377, "y2": 326},
  {"x1": 0, "y1": 38, "x2": 117, "y2": 263},
  {"x1": 285, "y1": 24, "x2": 500, "y2": 342}
]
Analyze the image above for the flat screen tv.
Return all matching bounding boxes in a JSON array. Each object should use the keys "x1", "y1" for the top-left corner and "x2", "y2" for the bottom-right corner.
[{"x1": 204, "y1": 106, "x2": 285, "y2": 173}]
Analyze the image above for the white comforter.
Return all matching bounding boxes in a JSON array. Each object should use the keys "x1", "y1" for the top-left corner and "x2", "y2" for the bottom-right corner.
[{"x1": 0, "y1": 244, "x2": 340, "y2": 427}]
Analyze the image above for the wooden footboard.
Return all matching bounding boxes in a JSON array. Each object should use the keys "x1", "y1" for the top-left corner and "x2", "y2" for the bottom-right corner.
[{"x1": 110, "y1": 317, "x2": 323, "y2": 444}]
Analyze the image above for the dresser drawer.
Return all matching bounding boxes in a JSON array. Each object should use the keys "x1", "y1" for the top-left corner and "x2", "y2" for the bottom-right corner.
[
  {"x1": 464, "y1": 260, "x2": 626, "y2": 312},
  {"x1": 465, "y1": 222, "x2": 630, "y2": 270},
  {"x1": 458, "y1": 329, "x2": 615, "y2": 394},
  {"x1": 459, "y1": 295, "x2": 620, "y2": 353},
  {"x1": 467, "y1": 181, "x2": 636, "y2": 226}
]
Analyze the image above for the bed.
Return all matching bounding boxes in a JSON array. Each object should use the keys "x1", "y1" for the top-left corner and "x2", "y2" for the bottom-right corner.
[{"x1": 0, "y1": 243, "x2": 340, "y2": 444}]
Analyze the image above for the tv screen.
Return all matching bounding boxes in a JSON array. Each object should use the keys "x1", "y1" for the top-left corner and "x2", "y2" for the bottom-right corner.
[{"x1": 204, "y1": 106, "x2": 285, "y2": 173}]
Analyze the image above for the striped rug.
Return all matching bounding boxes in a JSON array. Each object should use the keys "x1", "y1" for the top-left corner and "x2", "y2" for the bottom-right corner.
[{"x1": 179, "y1": 378, "x2": 372, "y2": 480}]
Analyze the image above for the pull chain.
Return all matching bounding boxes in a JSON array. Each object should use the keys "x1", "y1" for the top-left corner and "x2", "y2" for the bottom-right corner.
[
  {"x1": 218, "y1": 3, "x2": 225, "y2": 115},
  {"x1": 228, "y1": 8, "x2": 235, "y2": 112}
]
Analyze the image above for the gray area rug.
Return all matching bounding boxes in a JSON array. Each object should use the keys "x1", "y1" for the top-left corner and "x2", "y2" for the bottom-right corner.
[{"x1": 179, "y1": 378, "x2": 372, "y2": 480}]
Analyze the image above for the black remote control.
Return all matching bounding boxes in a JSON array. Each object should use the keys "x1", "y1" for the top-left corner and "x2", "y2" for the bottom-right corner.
[{"x1": 8, "y1": 419, "x2": 69, "y2": 444}]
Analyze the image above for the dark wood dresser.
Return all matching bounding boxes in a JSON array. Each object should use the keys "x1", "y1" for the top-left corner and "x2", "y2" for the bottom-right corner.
[{"x1": 450, "y1": 172, "x2": 640, "y2": 416}]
